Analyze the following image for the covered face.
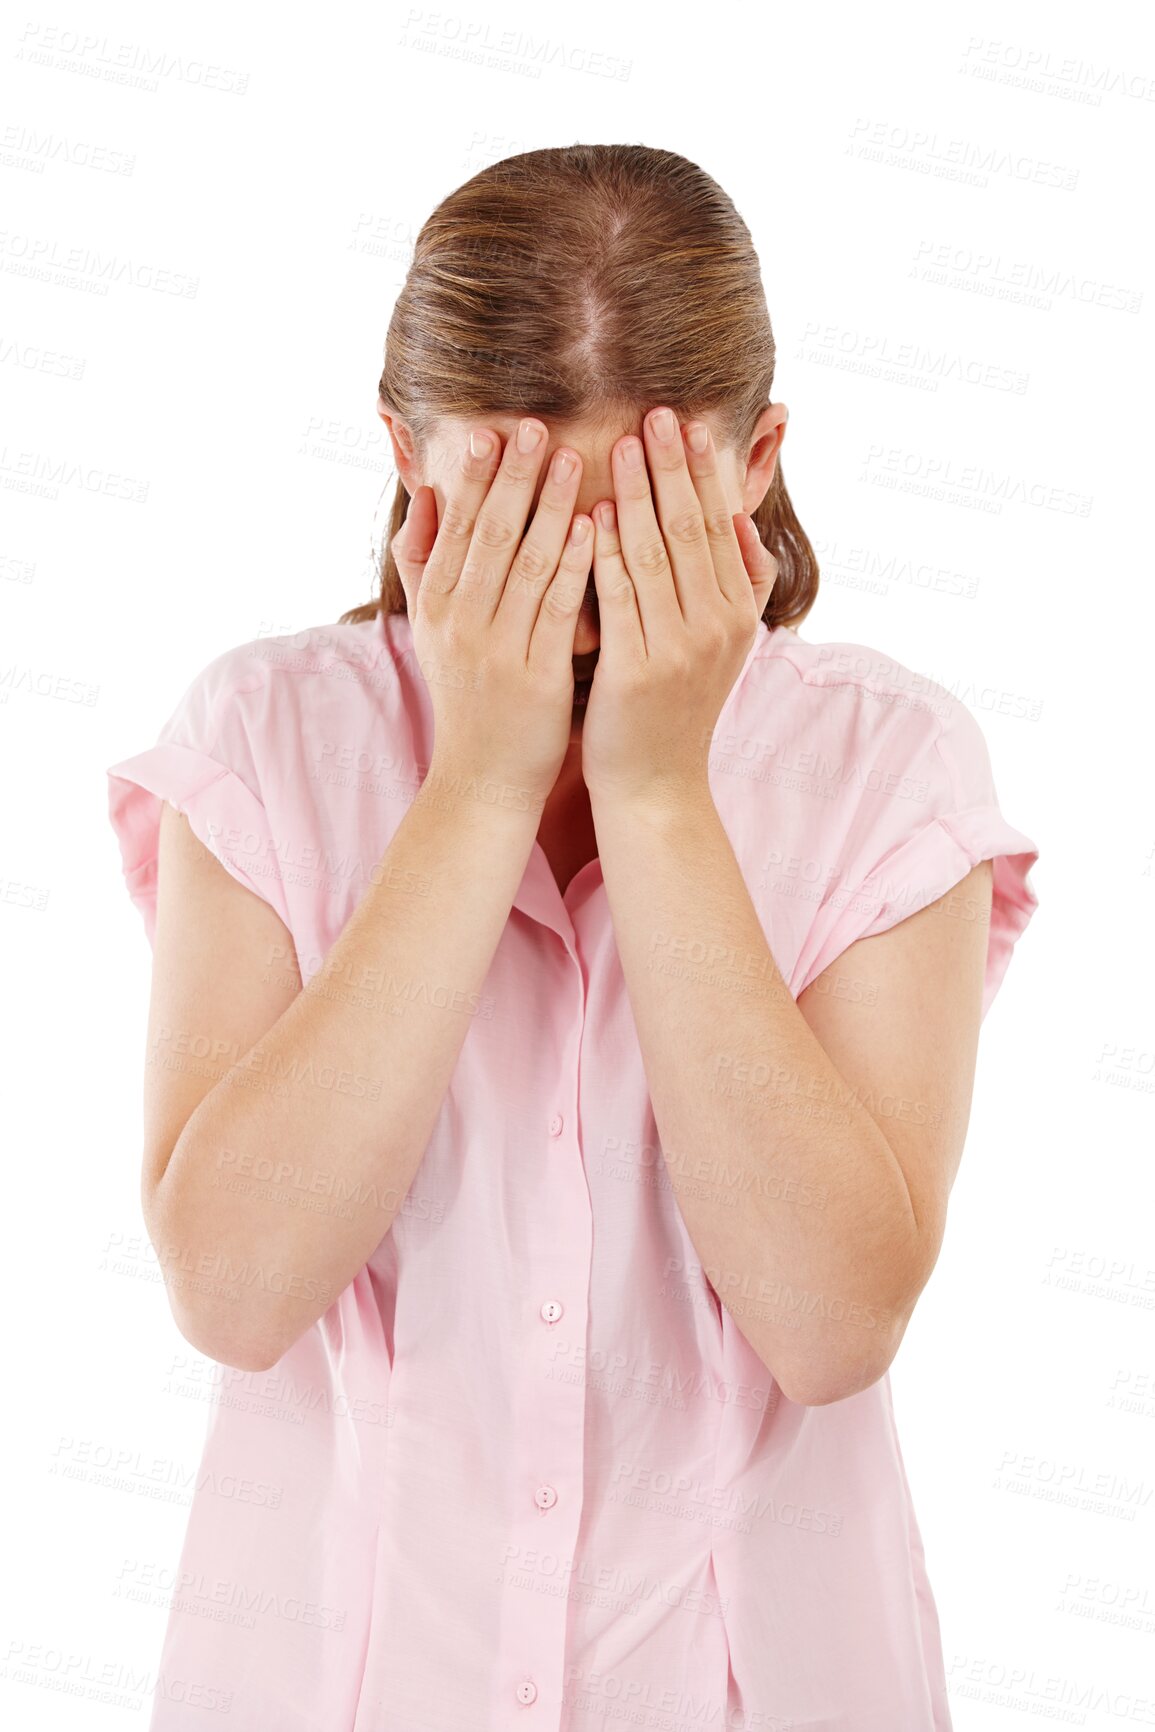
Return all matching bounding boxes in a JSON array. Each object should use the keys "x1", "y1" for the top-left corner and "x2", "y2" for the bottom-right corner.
[{"x1": 379, "y1": 403, "x2": 788, "y2": 727}]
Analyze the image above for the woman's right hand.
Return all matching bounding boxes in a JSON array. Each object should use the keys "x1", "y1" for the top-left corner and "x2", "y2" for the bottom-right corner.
[{"x1": 389, "y1": 418, "x2": 594, "y2": 811}]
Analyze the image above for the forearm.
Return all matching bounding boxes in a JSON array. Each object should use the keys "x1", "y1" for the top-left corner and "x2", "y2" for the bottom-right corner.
[
  {"x1": 154, "y1": 763, "x2": 540, "y2": 1368},
  {"x1": 591, "y1": 785, "x2": 923, "y2": 1405}
]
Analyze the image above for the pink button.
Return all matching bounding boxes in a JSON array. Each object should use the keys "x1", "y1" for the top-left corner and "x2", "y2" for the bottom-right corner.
[
  {"x1": 535, "y1": 1484, "x2": 557, "y2": 1510},
  {"x1": 540, "y1": 1300, "x2": 563, "y2": 1324},
  {"x1": 548, "y1": 1114, "x2": 563, "y2": 1136},
  {"x1": 516, "y1": 1678, "x2": 538, "y2": 1705}
]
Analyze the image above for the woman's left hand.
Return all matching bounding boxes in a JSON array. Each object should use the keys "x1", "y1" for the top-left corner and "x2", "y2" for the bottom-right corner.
[{"x1": 581, "y1": 407, "x2": 780, "y2": 808}]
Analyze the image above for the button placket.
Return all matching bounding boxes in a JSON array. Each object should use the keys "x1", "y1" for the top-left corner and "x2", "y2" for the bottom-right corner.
[{"x1": 492, "y1": 955, "x2": 593, "y2": 1727}]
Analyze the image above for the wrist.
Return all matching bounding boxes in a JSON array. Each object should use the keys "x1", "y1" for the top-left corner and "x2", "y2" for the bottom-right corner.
[
  {"x1": 588, "y1": 775, "x2": 717, "y2": 830},
  {"x1": 418, "y1": 757, "x2": 548, "y2": 825}
]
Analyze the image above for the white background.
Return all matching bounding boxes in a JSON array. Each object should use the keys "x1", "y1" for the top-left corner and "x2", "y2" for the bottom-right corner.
[{"x1": 2, "y1": 0, "x2": 1153, "y2": 1725}]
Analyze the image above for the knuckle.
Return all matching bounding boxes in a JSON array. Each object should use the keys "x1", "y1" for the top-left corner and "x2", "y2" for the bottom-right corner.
[
  {"x1": 633, "y1": 536, "x2": 670, "y2": 575},
  {"x1": 542, "y1": 579, "x2": 579, "y2": 617},
  {"x1": 537, "y1": 473, "x2": 571, "y2": 506},
  {"x1": 461, "y1": 442, "x2": 499, "y2": 482},
  {"x1": 619, "y1": 469, "x2": 652, "y2": 502},
  {"x1": 702, "y1": 505, "x2": 733, "y2": 540},
  {"x1": 511, "y1": 537, "x2": 552, "y2": 583},
  {"x1": 473, "y1": 512, "x2": 517, "y2": 551},
  {"x1": 438, "y1": 502, "x2": 475, "y2": 542},
  {"x1": 498, "y1": 454, "x2": 537, "y2": 492},
  {"x1": 665, "y1": 508, "x2": 707, "y2": 548},
  {"x1": 532, "y1": 491, "x2": 570, "y2": 534}
]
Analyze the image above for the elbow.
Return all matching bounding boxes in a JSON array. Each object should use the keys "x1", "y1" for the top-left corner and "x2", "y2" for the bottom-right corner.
[
  {"x1": 776, "y1": 1328, "x2": 905, "y2": 1408},
  {"x1": 780, "y1": 1359, "x2": 892, "y2": 1407},
  {"x1": 770, "y1": 1256, "x2": 928, "y2": 1407},
  {"x1": 214, "y1": 1338, "x2": 287, "y2": 1374},
  {"x1": 144, "y1": 1186, "x2": 291, "y2": 1374},
  {"x1": 173, "y1": 1305, "x2": 288, "y2": 1374},
  {"x1": 780, "y1": 1259, "x2": 930, "y2": 1406}
]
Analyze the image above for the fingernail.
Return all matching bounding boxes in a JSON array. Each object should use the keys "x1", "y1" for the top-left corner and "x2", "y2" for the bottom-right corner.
[
  {"x1": 620, "y1": 438, "x2": 643, "y2": 470},
  {"x1": 650, "y1": 408, "x2": 675, "y2": 442},
  {"x1": 686, "y1": 422, "x2": 709, "y2": 453},
  {"x1": 517, "y1": 419, "x2": 544, "y2": 452},
  {"x1": 469, "y1": 430, "x2": 492, "y2": 459}
]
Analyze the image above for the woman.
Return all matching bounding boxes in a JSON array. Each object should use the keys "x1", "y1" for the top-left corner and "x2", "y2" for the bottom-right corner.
[{"x1": 106, "y1": 145, "x2": 1039, "y2": 1731}]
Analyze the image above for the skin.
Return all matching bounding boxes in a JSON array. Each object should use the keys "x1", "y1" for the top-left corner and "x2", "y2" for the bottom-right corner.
[
  {"x1": 382, "y1": 402, "x2": 995, "y2": 1401},
  {"x1": 142, "y1": 401, "x2": 994, "y2": 1401},
  {"x1": 377, "y1": 402, "x2": 787, "y2": 893}
]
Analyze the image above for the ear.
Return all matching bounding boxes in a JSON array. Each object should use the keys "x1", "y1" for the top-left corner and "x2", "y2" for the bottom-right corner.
[
  {"x1": 739, "y1": 402, "x2": 789, "y2": 518},
  {"x1": 377, "y1": 398, "x2": 420, "y2": 491}
]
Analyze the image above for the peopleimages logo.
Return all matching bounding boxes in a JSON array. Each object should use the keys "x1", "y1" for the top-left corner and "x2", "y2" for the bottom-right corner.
[
  {"x1": 14, "y1": 23, "x2": 250, "y2": 94},
  {"x1": 846, "y1": 117, "x2": 1079, "y2": 190},
  {"x1": 912, "y1": 238, "x2": 1143, "y2": 314},
  {"x1": 958, "y1": 35, "x2": 1155, "y2": 104}
]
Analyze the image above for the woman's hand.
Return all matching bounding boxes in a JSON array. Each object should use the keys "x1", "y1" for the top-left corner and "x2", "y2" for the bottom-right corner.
[
  {"x1": 390, "y1": 419, "x2": 594, "y2": 812},
  {"x1": 580, "y1": 408, "x2": 779, "y2": 809}
]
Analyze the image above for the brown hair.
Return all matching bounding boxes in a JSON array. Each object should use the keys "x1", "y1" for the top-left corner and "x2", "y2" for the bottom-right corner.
[{"x1": 339, "y1": 144, "x2": 818, "y2": 631}]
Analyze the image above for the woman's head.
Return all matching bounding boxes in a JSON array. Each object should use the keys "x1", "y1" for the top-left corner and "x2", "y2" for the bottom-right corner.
[{"x1": 340, "y1": 144, "x2": 818, "y2": 635}]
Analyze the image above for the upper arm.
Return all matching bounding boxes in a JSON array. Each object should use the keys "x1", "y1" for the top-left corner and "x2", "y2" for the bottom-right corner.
[
  {"x1": 796, "y1": 858, "x2": 994, "y2": 1296},
  {"x1": 142, "y1": 800, "x2": 303, "y2": 1227}
]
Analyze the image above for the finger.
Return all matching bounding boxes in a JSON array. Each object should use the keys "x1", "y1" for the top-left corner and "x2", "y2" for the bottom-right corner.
[
  {"x1": 390, "y1": 486, "x2": 439, "y2": 614},
  {"x1": 638, "y1": 407, "x2": 718, "y2": 623},
  {"x1": 495, "y1": 444, "x2": 587, "y2": 640},
  {"x1": 419, "y1": 428, "x2": 503, "y2": 599},
  {"x1": 609, "y1": 433, "x2": 682, "y2": 647},
  {"x1": 591, "y1": 501, "x2": 645, "y2": 659},
  {"x1": 677, "y1": 419, "x2": 751, "y2": 610},
  {"x1": 526, "y1": 513, "x2": 594, "y2": 676},
  {"x1": 733, "y1": 512, "x2": 780, "y2": 599},
  {"x1": 454, "y1": 417, "x2": 555, "y2": 619}
]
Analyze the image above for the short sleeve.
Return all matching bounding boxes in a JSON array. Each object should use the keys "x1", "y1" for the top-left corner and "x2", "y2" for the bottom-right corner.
[
  {"x1": 105, "y1": 644, "x2": 292, "y2": 949},
  {"x1": 796, "y1": 693, "x2": 1039, "y2": 1020}
]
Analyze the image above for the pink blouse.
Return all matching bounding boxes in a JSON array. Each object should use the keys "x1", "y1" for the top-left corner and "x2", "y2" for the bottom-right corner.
[{"x1": 106, "y1": 610, "x2": 1039, "y2": 1731}]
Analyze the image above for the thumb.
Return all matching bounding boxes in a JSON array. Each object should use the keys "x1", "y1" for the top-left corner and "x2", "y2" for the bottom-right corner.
[
  {"x1": 390, "y1": 487, "x2": 438, "y2": 605},
  {"x1": 733, "y1": 512, "x2": 779, "y2": 589}
]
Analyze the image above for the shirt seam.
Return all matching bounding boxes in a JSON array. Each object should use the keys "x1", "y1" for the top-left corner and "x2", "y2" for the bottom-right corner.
[
  {"x1": 198, "y1": 659, "x2": 270, "y2": 769},
  {"x1": 755, "y1": 640, "x2": 958, "y2": 805},
  {"x1": 761, "y1": 637, "x2": 955, "y2": 717}
]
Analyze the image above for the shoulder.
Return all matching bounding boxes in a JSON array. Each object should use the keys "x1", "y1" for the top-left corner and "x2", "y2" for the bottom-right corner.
[
  {"x1": 751, "y1": 624, "x2": 990, "y2": 778},
  {"x1": 757, "y1": 624, "x2": 955, "y2": 717},
  {"x1": 193, "y1": 615, "x2": 397, "y2": 695},
  {"x1": 175, "y1": 615, "x2": 404, "y2": 727},
  {"x1": 149, "y1": 614, "x2": 410, "y2": 789}
]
